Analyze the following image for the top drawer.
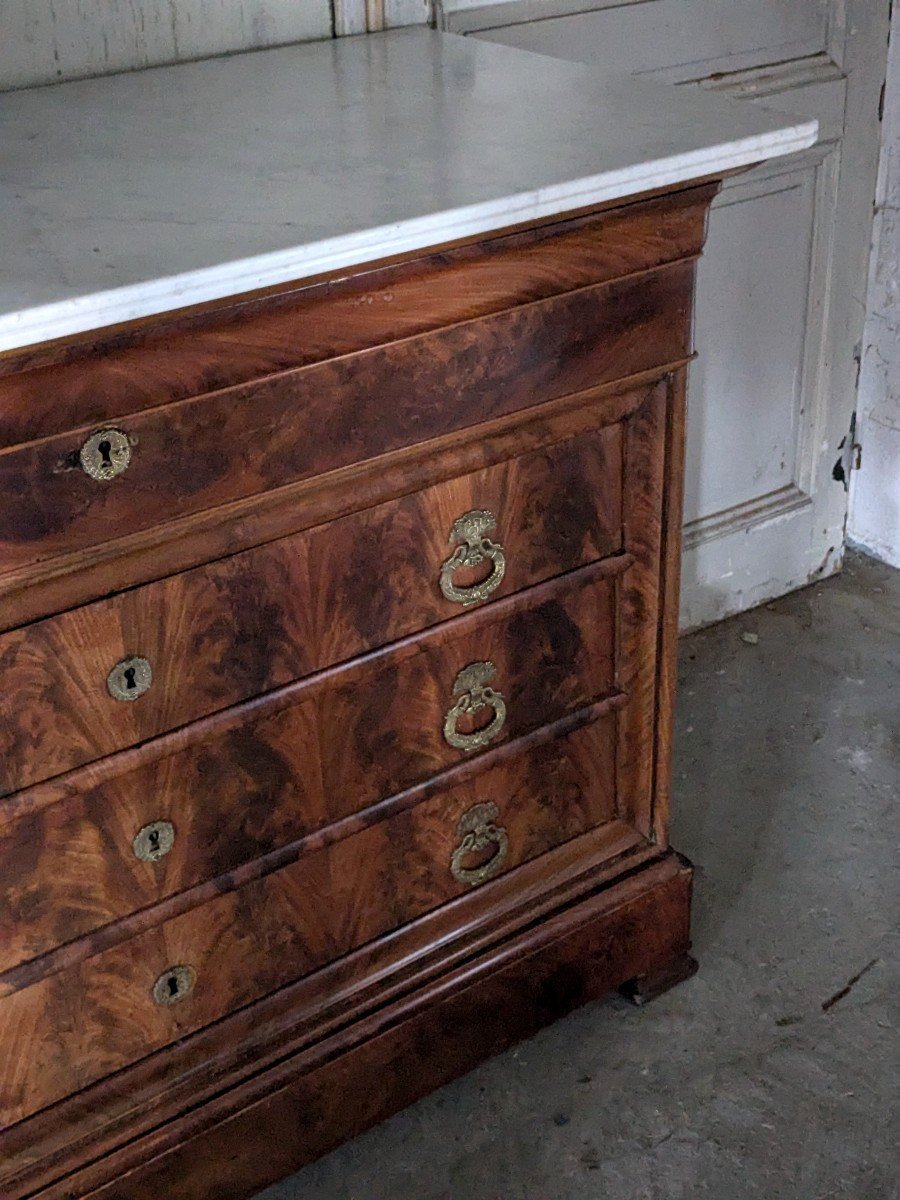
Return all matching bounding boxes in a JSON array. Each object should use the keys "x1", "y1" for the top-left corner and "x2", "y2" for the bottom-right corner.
[{"x1": 0, "y1": 259, "x2": 694, "y2": 577}]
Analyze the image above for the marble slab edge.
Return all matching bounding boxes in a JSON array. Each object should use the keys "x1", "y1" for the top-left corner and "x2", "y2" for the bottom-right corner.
[{"x1": 0, "y1": 121, "x2": 817, "y2": 355}]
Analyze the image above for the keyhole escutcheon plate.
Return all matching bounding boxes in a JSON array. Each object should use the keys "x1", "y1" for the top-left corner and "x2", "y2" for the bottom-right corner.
[
  {"x1": 152, "y1": 965, "x2": 196, "y2": 1006},
  {"x1": 107, "y1": 656, "x2": 152, "y2": 701},
  {"x1": 133, "y1": 820, "x2": 175, "y2": 863},
  {"x1": 79, "y1": 428, "x2": 132, "y2": 481}
]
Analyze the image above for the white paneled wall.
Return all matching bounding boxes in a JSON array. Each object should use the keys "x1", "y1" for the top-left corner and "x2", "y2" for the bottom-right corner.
[
  {"x1": 333, "y1": 0, "x2": 429, "y2": 34},
  {"x1": 434, "y1": 0, "x2": 888, "y2": 627},
  {"x1": 0, "y1": 0, "x2": 435, "y2": 90},
  {"x1": 849, "y1": 12, "x2": 900, "y2": 568},
  {"x1": 0, "y1": 0, "x2": 333, "y2": 90}
]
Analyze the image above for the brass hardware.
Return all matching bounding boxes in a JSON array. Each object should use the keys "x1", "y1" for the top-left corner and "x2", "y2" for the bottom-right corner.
[
  {"x1": 133, "y1": 820, "x2": 175, "y2": 863},
  {"x1": 450, "y1": 801, "x2": 509, "y2": 887},
  {"x1": 439, "y1": 509, "x2": 506, "y2": 606},
  {"x1": 152, "y1": 965, "x2": 196, "y2": 1006},
  {"x1": 107, "y1": 656, "x2": 152, "y2": 701},
  {"x1": 79, "y1": 428, "x2": 132, "y2": 481},
  {"x1": 443, "y1": 661, "x2": 506, "y2": 752}
]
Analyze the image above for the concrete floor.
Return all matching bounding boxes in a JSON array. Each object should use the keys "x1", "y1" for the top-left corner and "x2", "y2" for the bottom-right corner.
[{"x1": 256, "y1": 551, "x2": 899, "y2": 1200}]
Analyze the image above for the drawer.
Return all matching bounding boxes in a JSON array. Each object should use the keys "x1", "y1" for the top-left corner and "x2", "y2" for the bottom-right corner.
[
  {"x1": 0, "y1": 559, "x2": 626, "y2": 974},
  {"x1": 0, "y1": 714, "x2": 618, "y2": 1127},
  {"x1": 0, "y1": 260, "x2": 692, "y2": 574},
  {"x1": 0, "y1": 421, "x2": 624, "y2": 796}
]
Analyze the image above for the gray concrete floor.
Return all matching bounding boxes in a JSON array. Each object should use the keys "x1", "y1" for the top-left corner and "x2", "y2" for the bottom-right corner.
[{"x1": 256, "y1": 551, "x2": 898, "y2": 1200}]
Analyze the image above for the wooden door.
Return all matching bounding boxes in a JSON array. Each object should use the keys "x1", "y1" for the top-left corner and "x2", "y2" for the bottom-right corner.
[{"x1": 427, "y1": 0, "x2": 889, "y2": 627}]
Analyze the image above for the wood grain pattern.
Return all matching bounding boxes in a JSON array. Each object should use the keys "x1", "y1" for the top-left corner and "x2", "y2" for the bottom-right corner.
[
  {"x1": 0, "y1": 560, "x2": 625, "y2": 974},
  {"x1": 0, "y1": 818, "x2": 650, "y2": 1195},
  {"x1": 0, "y1": 375, "x2": 655, "y2": 635},
  {"x1": 0, "y1": 423, "x2": 623, "y2": 795},
  {"x1": 615, "y1": 372, "x2": 674, "y2": 838},
  {"x1": 16, "y1": 854, "x2": 693, "y2": 1200},
  {"x1": 0, "y1": 186, "x2": 714, "y2": 436},
  {"x1": 0, "y1": 262, "x2": 692, "y2": 575},
  {"x1": 0, "y1": 715, "x2": 620, "y2": 1126},
  {"x1": 0, "y1": 697, "x2": 629, "y2": 998},
  {"x1": 653, "y1": 368, "x2": 691, "y2": 845}
]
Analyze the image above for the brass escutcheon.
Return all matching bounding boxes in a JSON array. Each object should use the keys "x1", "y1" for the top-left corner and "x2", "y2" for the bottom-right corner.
[
  {"x1": 79, "y1": 428, "x2": 132, "y2": 481},
  {"x1": 450, "y1": 801, "x2": 509, "y2": 887},
  {"x1": 439, "y1": 509, "x2": 506, "y2": 606},
  {"x1": 107, "y1": 656, "x2": 152, "y2": 702},
  {"x1": 133, "y1": 820, "x2": 175, "y2": 863},
  {"x1": 152, "y1": 965, "x2": 196, "y2": 1006},
  {"x1": 443, "y1": 661, "x2": 507, "y2": 752}
]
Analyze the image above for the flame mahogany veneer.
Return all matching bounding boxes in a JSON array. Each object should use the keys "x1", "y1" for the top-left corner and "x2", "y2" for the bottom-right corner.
[{"x1": 0, "y1": 181, "x2": 718, "y2": 1199}]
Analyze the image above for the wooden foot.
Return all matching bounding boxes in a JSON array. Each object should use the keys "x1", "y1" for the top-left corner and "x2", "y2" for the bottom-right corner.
[{"x1": 619, "y1": 950, "x2": 698, "y2": 1005}]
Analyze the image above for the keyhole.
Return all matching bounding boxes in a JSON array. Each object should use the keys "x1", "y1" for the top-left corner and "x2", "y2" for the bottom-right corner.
[
  {"x1": 152, "y1": 963, "x2": 195, "y2": 1005},
  {"x1": 132, "y1": 819, "x2": 174, "y2": 862},
  {"x1": 80, "y1": 427, "x2": 131, "y2": 481},
  {"x1": 108, "y1": 656, "x2": 151, "y2": 701}
]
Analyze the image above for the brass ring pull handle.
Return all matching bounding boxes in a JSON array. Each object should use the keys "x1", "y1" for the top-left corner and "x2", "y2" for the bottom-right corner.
[
  {"x1": 79, "y1": 428, "x2": 132, "y2": 481},
  {"x1": 439, "y1": 509, "x2": 506, "y2": 607},
  {"x1": 443, "y1": 661, "x2": 507, "y2": 753},
  {"x1": 450, "y1": 802, "x2": 509, "y2": 887}
]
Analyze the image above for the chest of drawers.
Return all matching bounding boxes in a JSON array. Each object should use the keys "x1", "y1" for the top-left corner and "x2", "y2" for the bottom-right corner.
[{"x1": 0, "y1": 28, "x2": 817, "y2": 1200}]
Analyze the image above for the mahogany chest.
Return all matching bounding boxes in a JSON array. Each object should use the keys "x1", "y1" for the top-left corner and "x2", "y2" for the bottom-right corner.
[{"x1": 0, "y1": 178, "x2": 721, "y2": 1198}]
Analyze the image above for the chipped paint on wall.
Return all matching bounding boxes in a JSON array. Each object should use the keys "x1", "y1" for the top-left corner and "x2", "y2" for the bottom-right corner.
[{"x1": 849, "y1": 7, "x2": 900, "y2": 568}]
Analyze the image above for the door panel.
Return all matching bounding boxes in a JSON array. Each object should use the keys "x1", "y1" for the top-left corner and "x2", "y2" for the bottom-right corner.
[
  {"x1": 436, "y1": 0, "x2": 888, "y2": 628},
  {"x1": 454, "y1": 1, "x2": 828, "y2": 80},
  {"x1": 685, "y1": 168, "x2": 816, "y2": 521}
]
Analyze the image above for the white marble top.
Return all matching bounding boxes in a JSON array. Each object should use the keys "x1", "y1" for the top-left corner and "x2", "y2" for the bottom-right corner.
[{"x1": 0, "y1": 29, "x2": 817, "y2": 353}]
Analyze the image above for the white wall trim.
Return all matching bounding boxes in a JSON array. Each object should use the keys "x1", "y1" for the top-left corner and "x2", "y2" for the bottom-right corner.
[
  {"x1": 699, "y1": 52, "x2": 844, "y2": 99},
  {"x1": 334, "y1": 0, "x2": 431, "y2": 32},
  {"x1": 333, "y1": 0, "x2": 370, "y2": 35},
  {"x1": 437, "y1": 0, "x2": 650, "y2": 35},
  {"x1": 683, "y1": 486, "x2": 812, "y2": 553}
]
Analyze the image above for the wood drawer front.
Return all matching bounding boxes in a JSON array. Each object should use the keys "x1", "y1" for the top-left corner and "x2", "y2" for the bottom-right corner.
[
  {"x1": 0, "y1": 562, "x2": 624, "y2": 976},
  {"x1": 0, "y1": 424, "x2": 623, "y2": 797},
  {"x1": 0, "y1": 714, "x2": 618, "y2": 1127},
  {"x1": 0, "y1": 260, "x2": 691, "y2": 575}
]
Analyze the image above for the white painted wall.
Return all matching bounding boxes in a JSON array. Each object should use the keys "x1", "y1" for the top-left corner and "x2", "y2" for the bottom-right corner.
[
  {"x1": 849, "y1": 10, "x2": 900, "y2": 569},
  {"x1": 334, "y1": 0, "x2": 429, "y2": 34},
  {"x1": 0, "y1": 0, "x2": 333, "y2": 90}
]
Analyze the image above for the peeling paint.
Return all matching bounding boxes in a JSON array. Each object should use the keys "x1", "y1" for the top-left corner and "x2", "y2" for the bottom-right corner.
[{"x1": 848, "y1": 5, "x2": 900, "y2": 566}]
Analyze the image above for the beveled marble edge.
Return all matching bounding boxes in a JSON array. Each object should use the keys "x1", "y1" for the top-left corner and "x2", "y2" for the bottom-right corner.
[{"x1": 0, "y1": 119, "x2": 816, "y2": 355}]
